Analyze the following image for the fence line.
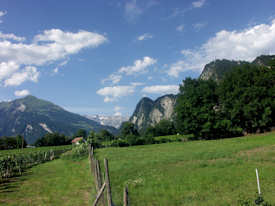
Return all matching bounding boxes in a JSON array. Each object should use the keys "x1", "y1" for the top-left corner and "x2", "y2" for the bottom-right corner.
[{"x1": 89, "y1": 145, "x2": 129, "y2": 206}]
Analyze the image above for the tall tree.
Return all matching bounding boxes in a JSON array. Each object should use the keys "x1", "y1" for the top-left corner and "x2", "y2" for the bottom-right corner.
[
  {"x1": 218, "y1": 64, "x2": 275, "y2": 133},
  {"x1": 175, "y1": 78, "x2": 219, "y2": 139}
]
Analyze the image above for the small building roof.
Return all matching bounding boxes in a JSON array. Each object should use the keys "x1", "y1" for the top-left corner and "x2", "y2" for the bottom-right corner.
[{"x1": 71, "y1": 137, "x2": 83, "y2": 143}]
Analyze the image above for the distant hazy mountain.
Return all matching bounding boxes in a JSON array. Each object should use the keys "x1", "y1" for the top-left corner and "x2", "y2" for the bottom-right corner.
[
  {"x1": 85, "y1": 114, "x2": 129, "y2": 129},
  {"x1": 129, "y1": 94, "x2": 177, "y2": 131},
  {"x1": 0, "y1": 95, "x2": 117, "y2": 144}
]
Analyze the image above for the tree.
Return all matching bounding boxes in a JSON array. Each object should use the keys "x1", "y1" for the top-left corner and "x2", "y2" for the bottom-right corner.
[
  {"x1": 15, "y1": 135, "x2": 27, "y2": 149},
  {"x1": 0, "y1": 135, "x2": 27, "y2": 150},
  {"x1": 74, "y1": 129, "x2": 87, "y2": 139},
  {"x1": 218, "y1": 64, "x2": 275, "y2": 133},
  {"x1": 97, "y1": 129, "x2": 115, "y2": 141},
  {"x1": 120, "y1": 122, "x2": 139, "y2": 138},
  {"x1": 175, "y1": 78, "x2": 219, "y2": 139},
  {"x1": 34, "y1": 132, "x2": 67, "y2": 146},
  {"x1": 154, "y1": 120, "x2": 176, "y2": 136}
]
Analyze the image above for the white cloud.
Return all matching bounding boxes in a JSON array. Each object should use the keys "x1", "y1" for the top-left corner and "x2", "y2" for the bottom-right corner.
[
  {"x1": 53, "y1": 67, "x2": 59, "y2": 74},
  {"x1": 130, "y1": 82, "x2": 144, "y2": 86},
  {"x1": 124, "y1": 0, "x2": 158, "y2": 22},
  {"x1": 0, "y1": 61, "x2": 19, "y2": 81},
  {"x1": 0, "y1": 11, "x2": 7, "y2": 23},
  {"x1": 137, "y1": 33, "x2": 153, "y2": 41},
  {"x1": 125, "y1": 0, "x2": 143, "y2": 21},
  {"x1": 176, "y1": 25, "x2": 185, "y2": 32},
  {"x1": 168, "y1": 19, "x2": 275, "y2": 77},
  {"x1": 114, "y1": 106, "x2": 122, "y2": 112},
  {"x1": 142, "y1": 85, "x2": 179, "y2": 95},
  {"x1": 114, "y1": 106, "x2": 122, "y2": 116},
  {"x1": 4, "y1": 66, "x2": 39, "y2": 86},
  {"x1": 192, "y1": 0, "x2": 206, "y2": 8},
  {"x1": 14, "y1": 89, "x2": 30, "y2": 97},
  {"x1": 97, "y1": 85, "x2": 135, "y2": 102},
  {"x1": 193, "y1": 22, "x2": 207, "y2": 31},
  {"x1": 0, "y1": 32, "x2": 25, "y2": 41},
  {"x1": 0, "y1": 11, "x2": 7, "y2": 17},
  {"x1": 102, "y1": 74, "x2": 122, "y2": 84},
  {"x1": 119, "y1": 56, "x2": 157, "y2": 75},
  {"x1": 0, "y1": 29, "x2": 107, "y2": 86}
]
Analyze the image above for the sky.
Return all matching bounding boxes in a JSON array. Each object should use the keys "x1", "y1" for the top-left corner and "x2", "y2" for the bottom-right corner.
[{"x1": 0, "y1": 0, "x2": 275, "y2": 116}]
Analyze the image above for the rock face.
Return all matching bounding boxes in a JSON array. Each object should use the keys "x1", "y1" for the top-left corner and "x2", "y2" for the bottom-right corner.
[
  {"x1": 129, "y1": 94, "x2": 177, "y2": 131},
  {"x1": 199, "y1": 59, "x2": 248, "y2": 81},
  {"x1": 252, "y1": 55, "x2": 275, "y2": 68},
  {"x1": 0, "y1": 95, "x2": 117, "y2": 144},
  {"x1": 199, "y1": 55, "x2": 275, "y2": 82}
]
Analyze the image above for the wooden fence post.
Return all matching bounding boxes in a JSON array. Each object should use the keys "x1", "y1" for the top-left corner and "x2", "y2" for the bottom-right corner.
[
  {"x1": 123, "y1": 186, "x2": 129, "y2": 206},
  {"x1": 104, "y1": 158, "x2": 113, "y2": 206},
  {"x1": 96, "y1": 160, "x2": 106, "y2": 206},
  {"x1": 89, "y1": 146, "x2": 95, "y2": 176},
  {"x1": 92, "y1": 182, "x2": 106, "y2": 206}
]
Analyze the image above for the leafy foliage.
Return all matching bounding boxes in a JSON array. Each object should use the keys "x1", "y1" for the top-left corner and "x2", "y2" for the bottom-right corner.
[
  {"x1": 0, "y1": 135, "x2": 27, "y2": 150},
  {"x1": 218, "y1": 64, "x2": 275, "y2": 134},
  {"x1": 0, "y1": 145, "x2": 71, "y2": 180},
  {"x1": 34, "y1": 132, "x2": 71, "y2": 146},
  {"x1": 175, "y1": 65, "x2": 275, "y2": 139}
]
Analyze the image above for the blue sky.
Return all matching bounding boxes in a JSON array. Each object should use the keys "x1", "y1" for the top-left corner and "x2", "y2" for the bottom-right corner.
[{"x1": 0, "y1": 0, "x2": 275, "y2": 116}]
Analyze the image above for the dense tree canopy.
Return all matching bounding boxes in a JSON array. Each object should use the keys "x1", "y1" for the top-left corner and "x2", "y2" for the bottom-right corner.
[
  {"x1": 175, "y1": 65, "x2": 275, "y2": 139},
  {"x1": 175, "y1": 78, "x2": 219, "y2": 139},
  {"x1": 0, "y1": 135, "x2": 27, "y2": 150},
  {"x1": 34, "y1": 132, "x2": 70, "y2": 146},
  {"x1": 218, "y1": 64, "x2": 275, "y2": 133}
]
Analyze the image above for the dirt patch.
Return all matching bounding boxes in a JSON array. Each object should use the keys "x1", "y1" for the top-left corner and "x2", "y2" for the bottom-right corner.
[{"x1": 238, "y1": 145, "x2": 275, "y2": 157}]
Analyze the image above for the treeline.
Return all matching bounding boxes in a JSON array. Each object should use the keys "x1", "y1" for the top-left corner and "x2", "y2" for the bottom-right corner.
[
  {"x1": 0, "y1": 135, "x2": 27, "y2": 150},
  {"x1": 175, "y1": 64, "x2": 275, "y2": 140}
]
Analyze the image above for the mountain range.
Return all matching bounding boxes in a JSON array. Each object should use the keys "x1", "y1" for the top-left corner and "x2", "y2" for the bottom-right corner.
[
  {"x1": 1, "y1": 55, "x2": 274, "y2": 143},
  {"x1": 85, "y1": 114, "x2": 129, "y2": 129},
  {"x1": 0, "y1": 96, "x2": 117, "y2": 144}
]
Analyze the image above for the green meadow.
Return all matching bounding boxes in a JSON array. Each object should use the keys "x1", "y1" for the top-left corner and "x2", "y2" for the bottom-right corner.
[{"x1": 1, "y1": 132, "x2": 275, "y2": 205}]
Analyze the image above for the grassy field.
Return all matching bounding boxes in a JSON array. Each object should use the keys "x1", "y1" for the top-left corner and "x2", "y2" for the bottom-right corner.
[
  {"x1": 94, "y1": 132, "x2": 275, "y2": 206},
  {"x1": 1, "y1": 132, "x2": 275, "y2": 205},
  {"x1": 0, "y1": 158, "x2": 94, "y2": 206}
]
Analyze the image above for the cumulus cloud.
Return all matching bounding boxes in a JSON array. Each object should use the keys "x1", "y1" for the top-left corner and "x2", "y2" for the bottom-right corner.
[
  {"x1": 0, "y1": 61, "x2": 19, "y2": 81},
  {"x1": 168, "y1": 19, "x2": 275, "y2": 77},
  {"x1": 176, "y1": 25, "x2": 185, "y2": 32},
  {"x1": 137, "y1": 33, "x2": 153, "y2": 41},
  {"x1": 0, "y1": 29, "x2": 107, "y2": 86},
  {"x1": 192, "y1": 0, "x2": 206, "y2": 8},
  {"x1": 114, "y1": 106, "x2": 122, "y2": 116},
  {"x1": 14, "y1": 89, "x2": 30, "y2": 97},
  {"x1": 4, "y1": 66, "x2": 39, "y2": 87},
  {"x1": 142, "y1": 85, "x2": 179, "y2": 95},
  {"x1": 119, "y1": 56, "x2": 157, "y2": 75},
  {"x1": 0, "y1": 32, "x2": 25, "y2": 41},
  {"x1": 96, "y1": 85, "x2": 135, "y2": 102},
  {"x1": 101, "y1": 74, "x2": 122, "y2": 84}
]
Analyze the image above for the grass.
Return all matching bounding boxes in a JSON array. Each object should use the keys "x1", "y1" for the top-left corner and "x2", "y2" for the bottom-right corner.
[
  {"x1": 0, "y1": 158, "x2": 94, "y2": 206},
  {"x1": 94, "y1": 132, "x2": 275, "y2": 206},
  {"x1": 1, "y1": 132, "x2": 275, "y2": 205}
]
